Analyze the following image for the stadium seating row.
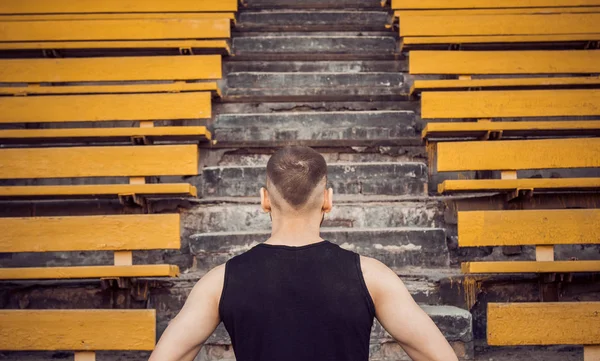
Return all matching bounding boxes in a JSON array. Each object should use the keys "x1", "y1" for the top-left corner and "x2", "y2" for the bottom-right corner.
[
  {"x1": 392, "y1": 0, "x2": 600, "y2": 358},
  {"x1": 0, "y1": 1, "x2": 237, "y2": 358}
]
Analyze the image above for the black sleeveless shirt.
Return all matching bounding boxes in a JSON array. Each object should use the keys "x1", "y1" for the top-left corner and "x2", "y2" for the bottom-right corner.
[{"x1": 219, "y1": 240, "x2": 376, "y2": 361}]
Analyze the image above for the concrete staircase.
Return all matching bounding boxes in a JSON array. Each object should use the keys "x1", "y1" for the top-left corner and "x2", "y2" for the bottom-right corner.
[{"x1": 194, "y1": 1, "x2": 474, "y2": 359}]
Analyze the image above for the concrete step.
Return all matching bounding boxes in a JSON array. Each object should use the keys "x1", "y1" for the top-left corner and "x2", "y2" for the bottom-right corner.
[
  {"x1": 214, "y1": 100, "x2": 419, "y2": 114},
  {"x1": 237, "y1": 10, "x2": 392, "y2": 32},
  {"x1": 224, "y1": 60, "x2": 407, "y2": 73},
  {"x1": 204, "y1": 305, "x2": 472, "y2": 360},
  {"x1": 188, "y1": 227, "x2": 450, "y2": 273},
  {"x1": 213, "y1": 110, "x2": 422, "y2": 147},
  {"x1": 232, "y1": 32, "x2": 399, "y2": 60},
  {"x1": 223, "y1": 71, "x2": 407, "y2": 101},
  {"x1": 182, "y1": 201, "x2": 443, "y2": 233},
  {"x1": 242, "y1": 0, "x2": 389, "y2": 10},
  {"x1": 199, "y1": 162, "x2": 428, "y2": 198}
]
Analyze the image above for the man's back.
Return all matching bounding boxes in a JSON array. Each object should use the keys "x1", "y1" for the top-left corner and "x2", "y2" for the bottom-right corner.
[
  {"x1": 220, "y1": 241, "x2": 374, "y2": 361},
  {"x1": 149, "y1": 146, "x2": 458, "y2": 361}
]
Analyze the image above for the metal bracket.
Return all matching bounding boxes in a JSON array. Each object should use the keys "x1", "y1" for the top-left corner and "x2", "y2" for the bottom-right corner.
[
  {"x1": 118, "y1": 193, "x2": 149, "y2": 212},
  {"x1": 179, "y1": 47, "x2": 194, "y2": 55},
  {"x1": 506, "y1": 188, "x2": 534, "y2": 201},
  {"x1": 131, "y1": 135, "x2": 151, "y2": 145},
  {"x1": 42, "y1": 49, "x2": 61, "y2": 58}
]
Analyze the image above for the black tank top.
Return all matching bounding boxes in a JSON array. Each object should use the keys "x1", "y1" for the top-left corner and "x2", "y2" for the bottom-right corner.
[{"x1": 219, "y1": 240, "x2": 376, "y2": 361}]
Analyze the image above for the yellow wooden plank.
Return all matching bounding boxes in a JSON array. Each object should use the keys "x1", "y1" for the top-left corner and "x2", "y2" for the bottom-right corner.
[
  {"x1": 488, "y1": 302, "x2": 600, "y2": 346},
  {"x1": 392, "y1": 0, "x2": 600, "y2": 9},
  {"x1": 0, "y1": 83, "x2": 219, "y2": 96},
  {"x1": 0, "y1": 214, "x2": 181, "y2": 253},
  {"x1": 0, "y1": 40, "x2": 230, "y2": 52},
  {"x1": 437, "y1": 138, "x2": 600, "y2": 172},
  {"x1": 0, "y1": 13, "x2": 236, "y2": 21},
  {"x1": 410, "y1": 51, "x2": 600, "y2": 75},
  {"x1": 0, "y1": 0, "x2": 238, "y2": 14},
  {"x1": 422, "y1": 120, "x2": 600, "y2": 139},
  {"x1": 402, "y1": 34, "x2": 600, "y2": 46},
  {"x1": 75, "y1": 352, "x2": 95, "y2": 361},
  {"x1": 0, "y1": 145, "x2": 198, "y2": 179},
  {"x1": 0, "y1": 56, "x2": 221, "y2": 83},
  {"x1": 586, "y1": 346, "x2": 600, "y2": 361},
  {"x1": 0, "y1": 92, "x2": 211, "y2": 123},
  {"x1": 439, "y1": 178, "x2": 600, "y2": 193},
  {"x1": 114, "y1": 251, "x2": 133, "y2": 266},
  {"x1": 536, "y1": 245, "x2": 555, "y2": 261},
  {"x1": 0, "y1": 309, "x2": 156, "y2": 350},
  {"x1": 412, "y1": 77, "x2": 600, "y2": 95},
  {"x1": 0, "y1": 18, "x2": 230, "y2": 42},
  {"x1": 0, "y1": 126, "x2": 212, "y2": 141},
  {"x1": 458, "y1": 209, "x2": 600, "y2": 247},
  {"x1": 0, "y1": 184, "x2": 197, "y2": 198},
  {"x1": 422, "y1": 89, "x2": 600, "y2": 119},
  {"x1": 396, "y1": 8, "x2": 600, "y2": 17},
  {"x1": 463, "y1": 260, "x2": 600, "y2": 274},
  {"x1": 401, "y1": 13, "x2": 600, "y2": 37},
  {"x1": 0, "y1": 265, "x2": 179, "y2": 280}
]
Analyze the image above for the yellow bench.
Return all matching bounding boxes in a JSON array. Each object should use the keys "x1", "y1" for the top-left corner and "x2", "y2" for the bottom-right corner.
[
  {"x1": 0, "y1": 0, "x2": 237, "y2": 54},
  {"x1": 0, "y1": 309, "x2": 156, "y2": 360},
  {"x1": 410, "y1": 50, "x2": 600, "y2": 95},
  {"x1": 434, "y1": 138, "x2": 600, "y2": 194},
  {"x1": 392, "y1": 0, "x2": 600, "y2": 50},
  {"x1": 488, "y1": 303, "x2": 600, "y2": 361},
  {"x1": 0, "y1": 145, "x2": 199, "y2": 200},
  {"x1": 0, "y1": 214, "x2": 181, "y2": 279},
  {"x1": 0, "y1": 56, "x2": 219, "y2": 144},
  {"x1": 459, "y1": 209, "x2": 600, "y2": 274},
  {"x1": 422, "y1": 89, "x2": 600, "y2": 119},
  {"x1": 422, "y1": 120, "x2": 600, "y2": 141}
]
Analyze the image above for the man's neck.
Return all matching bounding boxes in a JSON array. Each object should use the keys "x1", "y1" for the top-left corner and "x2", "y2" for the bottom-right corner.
[{"x1": 265, "y1": 211, "x2": 324, "y2": 247}]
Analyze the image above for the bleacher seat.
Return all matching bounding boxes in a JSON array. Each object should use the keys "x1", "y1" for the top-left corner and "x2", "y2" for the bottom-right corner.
[
  {"x1": 487, "y1": 303, "x2": 600, "y2": 360},
  {"x1": 433, "y1": 138, "x2": 600, "y2": 194},
  {"x1": 458, "y1": 209, "x2": 600, "y2": 274},
  {"x1": 0, "y1": 214, "x2": 181, "y2": 279},
  {"x1": 0, "y1": 0, "x2": 237, "y2": 54},
  {"x1": 0, "y1": 309, "x2": 156, "y2": 360},
  {"x1": 0, "y1": 145, "x2": 199, "y2": 200},
  {"x1": 0, "y1": 56, "x2": 219, "y2": 145},
  {"x1": 391, "y1": 0, "x2": 600, "y2": 50},
  {"x1": 410, "y1": 50, "x2": 600, "y2": 95}
]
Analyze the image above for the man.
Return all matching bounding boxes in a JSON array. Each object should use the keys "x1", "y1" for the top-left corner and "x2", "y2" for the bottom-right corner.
[{"x1": 150, "y1": 146, "x2": 458, "y2": 361}]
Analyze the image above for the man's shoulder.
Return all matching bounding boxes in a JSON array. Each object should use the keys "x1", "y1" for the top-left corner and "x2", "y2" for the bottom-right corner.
[{"x1": 358, "y1": 255, "x2": 402, "y2": 298}]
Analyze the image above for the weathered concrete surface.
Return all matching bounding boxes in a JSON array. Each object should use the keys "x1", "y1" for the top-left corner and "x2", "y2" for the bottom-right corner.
[
  {"x1": 237, "y1": 11, "x2": 391, "y2": 31},
  {"x1": 214, "y1": 100, "x2": 419, "y2": 114},
  {"x1": 223, "y1": 72, "x2": 407, "y2": 101},
  {"x1": 232, "y1": 33, "x2": 398, "y2": 59},
  {"x1": 182, "y1": 201, "x2": 443, "y2": 233},
  {"x1": 213, "y1": 111, "x2": 421, "y2": 145},
  {"x1": 187, "y1": 228, "x2": 449, "y2": 273},
  {"x1": 200, "y1": 162, "x2": 428, "y2": 197},
  {"x1": 243, "y1": 0, "x2": 388, "y2": 9},
  {"x1": 224, "y1": 60, "x2": 408, "y2": 73},
  {"x1": 227, "y1": 72, "x2": 403, "y2": 89}
]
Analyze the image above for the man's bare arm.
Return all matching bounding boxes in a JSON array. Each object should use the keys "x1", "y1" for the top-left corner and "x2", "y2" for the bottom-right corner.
[
  {"x1": 149, "y1": 264, "x2": 225, "y2": 361},
  {"x1": 361, "y1": 256, "x2": 458, "y2": 361}
]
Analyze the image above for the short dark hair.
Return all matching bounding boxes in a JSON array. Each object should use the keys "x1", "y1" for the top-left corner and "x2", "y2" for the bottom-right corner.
[{"x1": 266, "y1": 146, "x2": 327, "y2": 209}]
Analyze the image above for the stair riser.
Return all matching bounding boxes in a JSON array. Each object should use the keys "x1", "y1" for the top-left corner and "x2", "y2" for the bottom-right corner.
[
  {"x1": 237, "y1": 11, "x2": 391, "y2": 32},
  {"x1": 183, "y1": 202, "x2": 442, "y2": 233},
  {"x1": 199, "y1": 163, "x2": 428, "y2": 198},
  {"x1": 225, "y1": 60, "x2": 408, "y2": 73},
  {"x1": 188, "y1": 229, "x2": 450, "y2": 273},
  {"x1": 213, "y1": 111, "x2": 421, "y2": 145}
]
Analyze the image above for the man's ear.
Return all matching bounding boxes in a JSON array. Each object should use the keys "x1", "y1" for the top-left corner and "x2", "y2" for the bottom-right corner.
[
  {"x1": 322, "y1": 187, "x2": 333, "y2": 213},
  {"x1": 260, "y1": 187, "x2": 272, "y2": 213}
]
